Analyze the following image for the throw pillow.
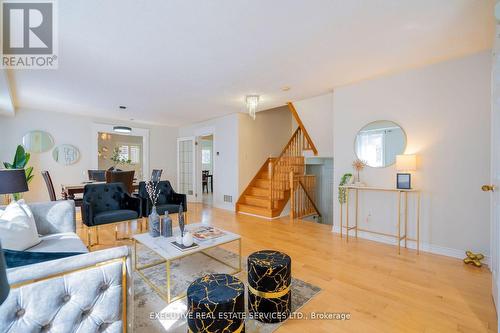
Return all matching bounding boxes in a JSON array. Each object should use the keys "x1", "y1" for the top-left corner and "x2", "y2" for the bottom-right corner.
[{"x1": 0, "y1": 200, "x2": 41, "y2": 251}]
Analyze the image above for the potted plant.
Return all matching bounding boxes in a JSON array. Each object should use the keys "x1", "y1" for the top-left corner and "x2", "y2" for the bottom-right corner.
[{"x1": 3, "y1": 145, "x2": 34, "y2": 200}]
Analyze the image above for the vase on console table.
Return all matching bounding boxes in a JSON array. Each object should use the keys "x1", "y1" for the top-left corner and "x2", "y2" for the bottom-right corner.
[
  {"x1": 148, "y1": 206, "x2": 160, "y2": 237},
  {"x1": 161, "y1": 211, "x2": 173, "y2": 237}
]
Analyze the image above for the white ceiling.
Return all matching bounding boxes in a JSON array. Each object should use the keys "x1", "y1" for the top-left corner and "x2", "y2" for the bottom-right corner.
[{"x1": 8, "y1": 0, "x2": 494, "y2": 126}]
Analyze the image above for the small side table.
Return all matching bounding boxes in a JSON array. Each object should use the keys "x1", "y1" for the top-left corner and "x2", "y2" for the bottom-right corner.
[{"x1": 339, "y1": 186, "x2": 421, "y2": 254}]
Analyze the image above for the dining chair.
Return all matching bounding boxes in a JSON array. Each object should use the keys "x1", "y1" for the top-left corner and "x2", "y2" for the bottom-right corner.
[
  {"x1": 202, "y1": 170, "x2": 209, "y2": 193},
  {"x1": 87, "y1": 169, "x2": 106, "y2": 182},
  {"x1": 151, "y1": 169, "x2": 163, "y2": 182},
  {"x1": 105, "y1": 170, "x2": 135, "y2": 194},
  {"x1": 41, "y1": 170, "x2": 83, "y2": 207}
]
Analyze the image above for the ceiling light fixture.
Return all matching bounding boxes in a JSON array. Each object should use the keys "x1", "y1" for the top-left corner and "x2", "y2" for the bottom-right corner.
[
  {"x1": 113, "y1": 126, "x2": 132, "y2": 133},
  {"x1": 245, "y1": 95, "x2": 260, "y2": 120}
]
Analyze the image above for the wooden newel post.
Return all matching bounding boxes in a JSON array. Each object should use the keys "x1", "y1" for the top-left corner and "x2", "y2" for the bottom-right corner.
[
  {"x1": 268, "y1": 159, "x2": 273, "y2": 202},
  {"x1": 290, "y1": 170, "x2": 294, "y2": 220}
]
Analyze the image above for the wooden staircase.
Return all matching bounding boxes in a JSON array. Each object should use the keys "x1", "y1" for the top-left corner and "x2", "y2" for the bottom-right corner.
[{"x1": 236, "y1": 102, "x2": 322, "y2": 219}]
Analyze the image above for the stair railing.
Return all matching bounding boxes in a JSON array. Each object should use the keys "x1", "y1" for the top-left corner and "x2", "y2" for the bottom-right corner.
[
  {"x1": 270, "y1": 127, "x2": 305, "y2": 203},
  {"x1": 289, "y1": 171, "x2": 321, "y2": 219}
]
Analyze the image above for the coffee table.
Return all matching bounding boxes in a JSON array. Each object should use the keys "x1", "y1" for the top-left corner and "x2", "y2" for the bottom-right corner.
[{"x1": 133, "y1": 223, "x2": 242, "y2": 303}]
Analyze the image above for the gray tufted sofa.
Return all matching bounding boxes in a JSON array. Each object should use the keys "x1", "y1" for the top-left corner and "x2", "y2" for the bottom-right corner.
[{"x1": 0, "y1": 201, "x2": 134, "y2": 332}]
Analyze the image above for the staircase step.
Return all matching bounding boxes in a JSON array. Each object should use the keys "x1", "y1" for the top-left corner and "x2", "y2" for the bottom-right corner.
[
  {"x1": 237, "y1": 204, "x2": 274, "y2": 218},
  {"x1": 244, "y1": 195, "x2": 271, "y2": 208},
  {"x1": 249, "y1": 187, "x2": 270, "y2": 196},
  {"x1": 254, "y1": 179, "x2": 270, "y2": 188}
]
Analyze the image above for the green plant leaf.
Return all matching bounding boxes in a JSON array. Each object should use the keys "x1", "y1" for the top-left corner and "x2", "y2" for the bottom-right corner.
[
  {"x1": 3, "y1": 162, "x2": 12, "y2": 169},
  {"x1": 13, "y1": 145, "x2": 27, "y2": 168},
  {"x1": 25, "y1": 167, "x2": 34, "y2": 184}
]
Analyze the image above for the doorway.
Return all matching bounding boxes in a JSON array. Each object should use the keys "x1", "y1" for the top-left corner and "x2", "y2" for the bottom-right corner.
[
  {"x1": 199, "y1": 135, "x2": 214, "y2": 206},
  {"x1": 305, "y1": 157, "x2": 333, "y2": 225},
  {"x1": 91, "y1": 124, "x2": 149, "y2": 181},
  {"x1": 97, "y1": 132, "x2": 144, "y2": 179}
]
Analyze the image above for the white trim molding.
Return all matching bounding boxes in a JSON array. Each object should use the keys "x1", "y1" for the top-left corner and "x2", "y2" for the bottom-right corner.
[{"x1": 331, "y1": 225, "x2": 491, "y2": 267}]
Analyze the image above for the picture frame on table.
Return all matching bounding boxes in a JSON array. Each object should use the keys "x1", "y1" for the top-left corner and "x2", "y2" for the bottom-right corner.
[{"x1": 397, "y1": 173, "x2": 411, "y2": 189}]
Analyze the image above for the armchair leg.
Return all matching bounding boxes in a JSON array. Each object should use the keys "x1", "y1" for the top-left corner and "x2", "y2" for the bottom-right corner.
[
  {"x1": 115, "y1": 221, "x2": 133, "y2": 241},
  {"x1": 86, "y1": 226, "x2": 99, "y2": 250}
]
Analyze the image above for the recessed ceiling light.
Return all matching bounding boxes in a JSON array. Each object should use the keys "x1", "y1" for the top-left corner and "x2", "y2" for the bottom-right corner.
[
  {"x1": 281, "y1": 86, "x2": 291, "y2": 91},
  {"x1": 119, "y1": 105, "x2": 127, "y2": 109},
  {"x1": 113, "y1": 126, "x2": 132, "y2": 133}
]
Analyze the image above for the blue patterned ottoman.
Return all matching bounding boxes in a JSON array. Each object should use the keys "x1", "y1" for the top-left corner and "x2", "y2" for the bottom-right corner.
[
  {"x1": 187, "y1": 273, "x2": 245, "y2": 332},
  {"x1": 247, "y1": 250, "x2": 292, "y2": 323}
]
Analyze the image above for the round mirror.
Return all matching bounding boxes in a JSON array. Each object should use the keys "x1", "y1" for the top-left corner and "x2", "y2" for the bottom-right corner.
[
  {"x1": 52, "y1": 145, "x2": 80, "y2": 165},
  {"x1": 22, "y1": 130, "x2": 54, "y2": 153},
  {"x1": 354, "y1": 120, "x2": 406, "y2": 168}
]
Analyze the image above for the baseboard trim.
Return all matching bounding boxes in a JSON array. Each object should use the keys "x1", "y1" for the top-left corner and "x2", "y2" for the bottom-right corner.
[{"x1": 331, "y1": 225, "x2": 491, "y2": 266}]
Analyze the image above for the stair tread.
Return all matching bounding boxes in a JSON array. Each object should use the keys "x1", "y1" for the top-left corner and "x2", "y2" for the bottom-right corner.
[{"x1": 245, "y1": 194, "x2": 269, "y2": 198}]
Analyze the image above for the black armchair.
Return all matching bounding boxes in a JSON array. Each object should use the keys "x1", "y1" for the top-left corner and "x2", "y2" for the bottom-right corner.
[
  {"x1": 139, "y1": 180, "x2": 187, "y2": 217},
  {"x1": 82, "y1": 183, "x2": 141, "y2": 227}
]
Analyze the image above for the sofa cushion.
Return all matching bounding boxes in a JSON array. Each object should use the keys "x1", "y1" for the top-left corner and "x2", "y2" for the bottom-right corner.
[
  {"x1": 27, "y1": 232, "x2": 89, "y2": 253},
  {"x1": 156, "y1": 204, "x2": 181, "y2": 215},
  {"x1": 0, "y1": 200, "x2": 41, "y2": 251},
  {"x1": 4, "y1": 249, "x2": 84, "y2": 268},
  {"x1": 93, "y1": 209, "x2": 138, "y2": 225}
]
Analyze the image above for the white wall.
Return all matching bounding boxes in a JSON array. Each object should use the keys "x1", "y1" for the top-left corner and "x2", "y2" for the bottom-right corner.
[
  {"x1": 293, "y1": 93, "x2": 334, "y2": 157},
  {"x1": 238, "y1": 106, "x2": 294, "y2": 195},
  {"x1": 0, "y1": 108, "x2": 178, "y2": 203},
  {"x1": 178, "y1": 113, "x2": 239, "y2": 211},
  {"x1": 333, "y1": 51, "x2": 491, "y2": 257}
]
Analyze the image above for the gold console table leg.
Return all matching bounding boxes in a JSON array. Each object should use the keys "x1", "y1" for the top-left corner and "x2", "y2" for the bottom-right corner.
[
  {"x1": 346, "y1": 188, "x2": 349, "y2": 242},
  {"x1": 397, "y1": 191, "x2": 401, "y2": 255}
]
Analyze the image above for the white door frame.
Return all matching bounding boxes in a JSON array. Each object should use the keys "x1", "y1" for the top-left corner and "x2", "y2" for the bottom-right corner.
[
  {"x1": 177, "y1": 136, "x2": 197, "y2": 202},
  {"x1": 196, "y1": 132, "x2": 215, "y2": 204},
  {"x1": 91, "y1": 123, "x2": 150, "y2": 180}
]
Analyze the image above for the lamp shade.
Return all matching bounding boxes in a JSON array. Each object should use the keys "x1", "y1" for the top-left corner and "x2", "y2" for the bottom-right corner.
[
  {"x1": 0, "y1": 242, "x2": 9, "y2": 305},
  {"x1": 0, "y1": 169, "x2": 29, "y2": 195},
  {"x1": 396, "y1": 154, "x2": 417, "y2": 171}
]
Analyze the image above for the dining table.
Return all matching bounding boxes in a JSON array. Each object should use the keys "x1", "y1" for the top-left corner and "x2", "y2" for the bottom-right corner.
[{"x1": 61, "y1": 181, "x2": 140, "y2": 200}]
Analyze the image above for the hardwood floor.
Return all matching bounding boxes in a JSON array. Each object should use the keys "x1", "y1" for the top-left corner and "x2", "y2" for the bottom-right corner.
[{"x1": 77, "y1": 203, "x2": 497, "y2": 333}]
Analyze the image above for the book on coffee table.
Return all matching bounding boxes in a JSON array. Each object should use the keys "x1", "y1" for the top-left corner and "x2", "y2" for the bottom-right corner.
[
  {"x1": 170, "y1": 241, "x2": 199, "y2": 252},
  {"x1": 192, "y1": 226, "x2": 226, "y2": 241}
]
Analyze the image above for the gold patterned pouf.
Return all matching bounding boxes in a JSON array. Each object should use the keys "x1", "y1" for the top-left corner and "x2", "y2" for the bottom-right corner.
[
  {"x1": 247, "y1": 250, "x2": 291, "y2": 323},
  {"x1": 187, "y1": 273, "x2": 245, "y2": 333}
]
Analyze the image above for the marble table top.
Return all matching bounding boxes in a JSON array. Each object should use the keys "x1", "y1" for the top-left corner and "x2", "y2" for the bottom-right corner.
[{"x1": 133, "y1": 223, "x2": 241, "y2": 261}]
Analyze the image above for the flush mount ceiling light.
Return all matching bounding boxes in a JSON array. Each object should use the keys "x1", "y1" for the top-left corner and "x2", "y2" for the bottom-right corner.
[
  {"x1": 245, "y1": 95, "x2": 260, "y2": 120},
  {"x1": 113, "y1": 126, "x2": 132, "y2": 133}
]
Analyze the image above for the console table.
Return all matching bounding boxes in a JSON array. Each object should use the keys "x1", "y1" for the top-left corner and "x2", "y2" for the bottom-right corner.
[{"x1": 338, "y1": 185, "x2": 421, "y2": 254}]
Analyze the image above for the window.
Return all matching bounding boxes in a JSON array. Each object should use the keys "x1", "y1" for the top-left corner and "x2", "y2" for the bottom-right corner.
[
  {"x1": 118, "y1": 145, "x2": 129, "y2": 160},
  {"x1": 118, "y1": 144, "x2": 141, "y2": 164},
  {"x1": 202, "y1": 149, "x2": 211, "y2": 164},
  {"x1": 129, "y1": 145, "x2": 140, "y2": 164},
  {"x1": 356, "y1": 131, "x2": 384, "y2": 167}
]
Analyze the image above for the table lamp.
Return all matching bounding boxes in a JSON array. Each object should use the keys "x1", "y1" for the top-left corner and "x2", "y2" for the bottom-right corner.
[
  {"x1": 0, "y1": 169, "x2": 29, "y2": 199},
  {"x1": 0, "y1": 242, "x2": 9, "y2": 305},
  {"x1": 396, "y1": 154, "x2": 417, "y2": 189}
]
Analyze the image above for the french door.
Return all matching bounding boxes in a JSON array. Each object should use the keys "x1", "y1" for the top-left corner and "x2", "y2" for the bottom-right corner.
[
  {"x1": 177, "y1": 137, "x2": 196, "y2": 202},
  {"x1": 490, "y1": 20, "x2": 500, "y2": 324}
]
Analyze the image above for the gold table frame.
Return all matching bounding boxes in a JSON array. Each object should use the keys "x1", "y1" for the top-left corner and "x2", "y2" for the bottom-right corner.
[
  {"x1": 339, "y1": 186, "x2": 421, "y2": 254},
  {"x1": 134, "y1": 236, "x2": 242, "y2": 304}
]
